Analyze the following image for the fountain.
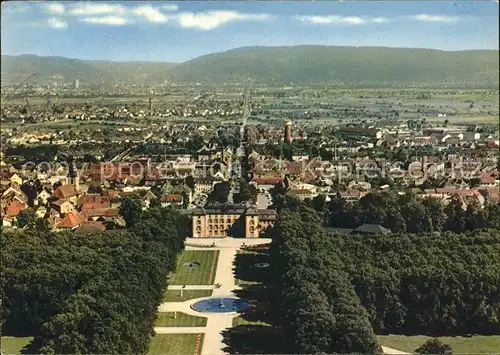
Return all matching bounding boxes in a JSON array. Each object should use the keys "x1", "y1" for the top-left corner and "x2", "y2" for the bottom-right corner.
[
  {"x1": 191, "y1": 298, "x2": 250, "y2": 313},
  {"x1": 183, "y1": 261, "x2": 200, "y2": 270},
  {"x1": 254, "y1": 262, "x2": 270, "y2": 268}
]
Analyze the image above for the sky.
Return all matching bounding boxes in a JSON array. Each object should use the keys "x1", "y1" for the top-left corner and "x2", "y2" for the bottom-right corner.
[{"x1": 1, "y1": 1, "x2": 498, "y2": 63}]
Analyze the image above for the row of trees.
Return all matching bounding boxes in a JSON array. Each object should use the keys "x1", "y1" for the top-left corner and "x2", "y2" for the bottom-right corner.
[
  {"x1": 267, "y1": 198, "x2": 499, "y2": 351},
  {"x1": 269, "y1": 206, "x2": 381, "y2": 354},
  {"x1": 333, "y1": 229, "x2": 500, "y2": 335},
  {"x1": 1, "y1": 204, "x2": 188, "y2": 353},
  {"x1": 303, "y1": 191, "x2": 500, "y2": 234}
]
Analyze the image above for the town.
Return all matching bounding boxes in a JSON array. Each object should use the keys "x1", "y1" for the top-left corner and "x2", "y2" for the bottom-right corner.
[
  {"x1": 2, "y1": 83, "x2": 500, "y2": 355},
  {"x1": 1, "y1": 1, "x2": 499, "y2": 355},
  {"x1": 1, "y1": 85, "x2": 499, "y2": 233}
]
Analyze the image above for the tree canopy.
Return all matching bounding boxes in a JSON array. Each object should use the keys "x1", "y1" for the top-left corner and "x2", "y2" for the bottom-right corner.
[{"x1": 1, "y1": 206, "x2": 188, "y2": 354}]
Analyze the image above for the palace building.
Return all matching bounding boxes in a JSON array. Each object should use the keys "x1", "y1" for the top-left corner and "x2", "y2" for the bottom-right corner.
[{"x1": 191, "y1": 203, "x2": 276, "y2": 238}]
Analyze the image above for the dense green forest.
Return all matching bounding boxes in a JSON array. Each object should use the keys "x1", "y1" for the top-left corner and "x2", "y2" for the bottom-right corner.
[
  {"x1": 1, "y1": 205, "x2": 188, "y2": 354},
  {"x1": 335, "y1": 230, "x2": 500, "y2": 335},
  {"x1": 269, "y1": 201, "x2": 500, "y2": 352},
  {"x1": 270, "y1": 206, "x2": 381, "y2": 353},
  {"x1": 3, "y1": 46, "x2": 498, "y2": 87},
  {"x1": 270, "y1": 187, "x2": 500, "y2": 234}
]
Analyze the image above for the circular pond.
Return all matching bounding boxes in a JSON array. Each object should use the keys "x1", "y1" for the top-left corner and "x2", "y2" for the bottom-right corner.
[{"x1": 191, "y1": 298, "x2": 250, "y2": 313}]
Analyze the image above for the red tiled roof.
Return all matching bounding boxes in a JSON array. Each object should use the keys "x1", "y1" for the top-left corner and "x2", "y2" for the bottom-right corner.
[
  {"x1": 85, "y1": 208, "x2": 119, "y2": 217},
  {"x1": 252, "y1": 177, "x2": 283, "y2": 185},
  {"x1": 5, "y1": 201, "x2": 26, "y2": 217},
  {"x1": 481, "y1": 174, "x2": 497, "y2": 184},
  {"x1": 455, "y1": 189, "x2": 480, "y2": 197},
  {"x1": 52, "y1": 184, "x2": 78, "y2": 199},
  {"x1": 56, "y1": 211, "x2": 86, "y2": 228}
]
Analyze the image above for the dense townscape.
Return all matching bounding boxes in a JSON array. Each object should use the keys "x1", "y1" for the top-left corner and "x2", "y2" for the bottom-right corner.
[{"x1": 1, "y1": 1, "x2": 499, "y2": 355}]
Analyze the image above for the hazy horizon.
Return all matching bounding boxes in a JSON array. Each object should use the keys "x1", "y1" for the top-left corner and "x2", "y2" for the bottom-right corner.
[
  {"x1": 1, "y1": 1, "x2": 498, "y2": 62},
  {"x1": 3, "y1": 44, "x2": 499, "y2": 64}
]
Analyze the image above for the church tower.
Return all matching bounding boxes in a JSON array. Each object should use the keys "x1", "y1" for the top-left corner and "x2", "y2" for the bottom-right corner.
[
  {"x1": 67, "y1": 159, "x2": 80, "y2": 192},
  {"x1": 284, "y1": 120, "x2": 292, "y2": 144}
]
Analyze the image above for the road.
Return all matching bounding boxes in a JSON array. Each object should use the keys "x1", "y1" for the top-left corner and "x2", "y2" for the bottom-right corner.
[
  {"x1": 156, "y1": 238, "x2": 272, "y2": 355},
  {"x1": 228, "y1": 87, "x2": 250, "y2": 204},
  {"x1": 236, "y1": 86, "x2": 250, "y2": 159}
]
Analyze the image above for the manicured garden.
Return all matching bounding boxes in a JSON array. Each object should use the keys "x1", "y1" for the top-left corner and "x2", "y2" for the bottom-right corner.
[
  {"x1": 163, "y1": 289, "x2": 212, "y2": 302},
  {"x1": 148, "y1": 333, "x2": 203, "y2": 355},
  {"x1": 168, "y1": 250, "x2": 219, "y2": 285},
  {"x1": 233, "y1": 249, "x2": 271, "y2": 286},
  {"x1": 155, "y1": 312, "x2": 207, "y2": 327}
]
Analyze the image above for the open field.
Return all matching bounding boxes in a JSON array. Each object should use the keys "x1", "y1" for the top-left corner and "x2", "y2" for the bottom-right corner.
[
  {"x1": 168, "y1": 250, "x2": 219, "y2": 285},
  {"x1": 0, "y1": 95, "x2": 192, "y2": 106},
  {"x1": 0, "y1": 337, "x2": 34, "y2": 354},
  {"x1": 378, "y1": 335, "x2": 500, "y2": 354},
  {"x1": 163, "y1": 289, "x2": 212, "y2": 302},
  {"x1": 155, "y1": 312, "x2": 207, "y2": 327},
  {"x1": 148, "y1": 333, "x2": 203, "y2": 355},
  {"x1": 426, "y1": 115, "x2": 499, "y2": 124}
]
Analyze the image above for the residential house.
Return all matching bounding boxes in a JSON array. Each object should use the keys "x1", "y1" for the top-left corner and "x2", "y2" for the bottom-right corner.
[
  {"x1": 251, "y1": 177, "x2": 283, "y2": 193},
  {"x1": 51, "y1": 184, "x2": 79, "y2": 204},
  {"x1": 54, "y1": 211, "x2": 86, "y2": 230},
  {"x1": 160, "y1": 194, "x2": 183, "y2": 207},
  {"x1": 51, "y1": 199, "x2": 75, "y2": 215},
  {"x1": 10, "y1": 173, "x2": 23, "y2": 186},
  {"x1": 288, "y1": 188, "x2": 316, "y2": 200},
  {"x1": 36, "y1": 188, "x2": 52, "y2": 206}
]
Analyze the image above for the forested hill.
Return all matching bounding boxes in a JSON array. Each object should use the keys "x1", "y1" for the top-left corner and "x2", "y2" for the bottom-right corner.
[
  {"x1": 2, "y1": 46, "x2": 499, "y2": 87},
  {"x1": 169, "y1": 46, "x2": 499, "y2": 87},
  {"x1": 0, "y1": 54, "x2": 177, "y2": 86}
]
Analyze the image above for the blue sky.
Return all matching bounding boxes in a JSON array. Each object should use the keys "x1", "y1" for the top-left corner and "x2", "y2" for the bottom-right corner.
[{"x1": 1, "y1": 1, "x2": 498, "y2": 62}]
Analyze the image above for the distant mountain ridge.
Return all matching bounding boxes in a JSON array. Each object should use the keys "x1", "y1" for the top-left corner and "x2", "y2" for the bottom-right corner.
[
  {"x1": 2, "y1": 45, "x2": 499, "y2": 87},
  {"x1": 0, "y1": 54, "x2": 178, "y2": 86}
]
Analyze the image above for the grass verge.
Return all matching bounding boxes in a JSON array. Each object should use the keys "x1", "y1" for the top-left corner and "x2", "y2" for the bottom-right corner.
[{"x1": 378, "y1": 335, "x2": 500, "y2": 354}]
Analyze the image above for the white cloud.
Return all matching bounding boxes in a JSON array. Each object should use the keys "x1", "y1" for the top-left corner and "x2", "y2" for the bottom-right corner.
[
  {"x1": 44, "y1": 3, "x2": 65, "y2": 14},
  {"x1": 410, "y1": 14, "x2": 459, "y2": 23},
  {"x1": 372, "y1": 17, "x2": 390, "y2": 24},
  {"x1": 81, "y1": 16, "x2": 129, "y2": 25},
  {"x1": 3, "y1": 3, "x2": 28, "y2": 13},
  {"x1": 70, "y1": 3, "x2": 126, "y2": 16},
  {"x1": 133, "y1": 5, "x2": 169, "y2": 23},
  {"x1": 46, "y1": 17, "x2": 68, "y2": 29},
  {"x1": 297, "y1": 15, "x2": 390, "y2": 25},
  {"x1": 44, "y1": 4, "x2": 269, "y2": 28},
  {"x1": 175, "y1": 10, "x2": 272, "y2": 30},
  {"x1": 161, "y1": 4, "x2": 179, "y2": 12}
]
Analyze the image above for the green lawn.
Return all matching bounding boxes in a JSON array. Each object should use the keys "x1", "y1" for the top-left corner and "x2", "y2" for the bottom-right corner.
[
  {"x1": 155, "y1": 312, "x2": 207, "y2": 327},
  {"x1": 235, "y1": 278, "x2": 261, "y2": 286},
  {"x1": 148, "y1": 333, "x2": 203, "y2": 355},
  {"x1": 232, "y1": 316, "x2": 271, "y2": 327},
  {"x1": 163, "y1": 289, "x2": 212, "y2": 302},
  {"x1": 168, "y1": 250, "x2": 219, "y2": 285},
  {"x1": 0, "y1": 337, "x2": 34, "y2": 354},
  {"x1": 378, "y1": 335, "x2": 500, "y2": 354},
  {"x1": 234, "y1": 249, "x2": 270, "y2": 286}
]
